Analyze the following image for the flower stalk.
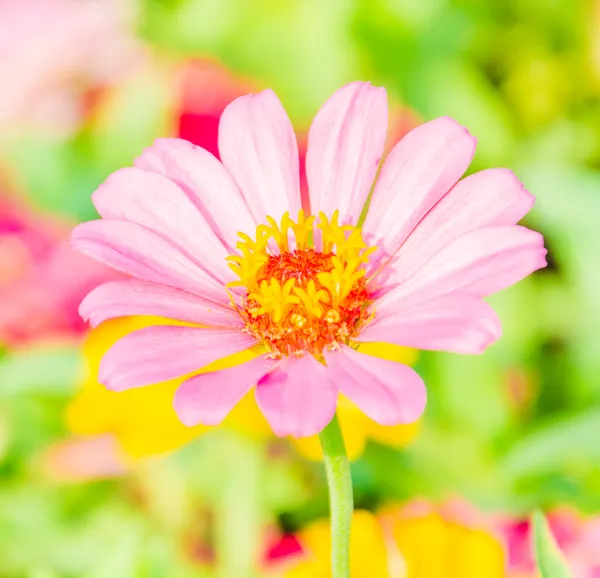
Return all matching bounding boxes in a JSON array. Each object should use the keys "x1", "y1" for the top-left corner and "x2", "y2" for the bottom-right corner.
[{"x1": 319, "y1": 413, "x2": 353, "y2": 578}]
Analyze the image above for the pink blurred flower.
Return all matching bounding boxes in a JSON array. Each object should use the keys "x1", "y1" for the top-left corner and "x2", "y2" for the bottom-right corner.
[
  {"x1": 0, "y1": 194, "x2": 118, "y2": 346},
  {"x1": 0, "y1": 0, "x2": 141, "y2": 133},
  {"x1": 501, "y1": 508, "x2": 600, "y2": 577},
  {"x1": 40, "y1": 434, "x2": 128, "y2": 482},
  {"x1": 73, "y1": 81, "x2": 546, "y2": 437}
]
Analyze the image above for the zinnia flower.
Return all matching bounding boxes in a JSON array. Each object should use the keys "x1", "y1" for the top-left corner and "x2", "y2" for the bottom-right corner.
[
  {"x1": 276, "y1": 505, "x2": 505, "y2": 577},
  {"x1": 73, "y1": 81, "x2": 546, "y2": 437}
]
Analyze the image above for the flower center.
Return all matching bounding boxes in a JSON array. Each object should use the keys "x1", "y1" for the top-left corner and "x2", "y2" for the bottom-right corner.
[{"x1": 227, "y1": 210, "x2": 376, "y2": 357}]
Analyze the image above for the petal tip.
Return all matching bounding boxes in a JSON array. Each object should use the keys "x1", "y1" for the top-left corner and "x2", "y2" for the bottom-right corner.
[
  {"x1": 70, "y1": 222, "x2": 87, "y2": 247},
  {"x1": 435, "y1": 115, "x2": 478, "y2": 147},
  {"x1": 496, "y1": 168, "x2": 537, "y2": 210},
  {"x1": 173, "y1": 400, "x2": 202, "y2": 428},
  {"x1": 472, "y1": 320, "x2": 503, "y2": 355},
  {"x1": 98, "y1": 369, "x2": 119, "y2": 393},
  {"x1": 77, "y1": 298, "x2": 92, "y2": 325}
]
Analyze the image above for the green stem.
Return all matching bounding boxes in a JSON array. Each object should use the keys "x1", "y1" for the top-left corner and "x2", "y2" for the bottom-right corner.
[{"x1": 319, "y1": 413, "x2": 353, "y2": 578}]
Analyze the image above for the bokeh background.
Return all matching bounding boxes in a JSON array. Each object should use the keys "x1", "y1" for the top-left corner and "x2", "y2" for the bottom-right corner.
[{"x1": 1, "y1": 0, "x2": 599, "y2": 576}]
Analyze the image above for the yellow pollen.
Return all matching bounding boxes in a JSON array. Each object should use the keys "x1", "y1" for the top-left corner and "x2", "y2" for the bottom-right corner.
[
  {"x1": 325, "y1": 309, "x2": 341, "y2": 324},
  {"x1": 227, "y1": 210, "x2": 376, "y2": 357}
]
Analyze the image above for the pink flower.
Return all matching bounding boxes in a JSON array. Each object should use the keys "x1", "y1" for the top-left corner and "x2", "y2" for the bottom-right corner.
[
  {"x1": 72, "y1": 82, "x2": 546, "y2": 437},
  {"x1": 0, "y1": 0, "x2": 141, "y2": 133},
  {"x1": 501, "y1": 508, "x2": 600, "y2": 578},
  {"x1": 0, "y1": 194, "x2": 118, "y2": 346},
  {"x1": 40, "y1": 434, "x2": 128, "y2": 483}
]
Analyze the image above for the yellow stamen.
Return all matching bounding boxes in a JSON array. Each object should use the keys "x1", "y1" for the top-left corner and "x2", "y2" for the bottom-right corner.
[{"x1": 227, "y1": 211, "x2": 376, "y2": 357}]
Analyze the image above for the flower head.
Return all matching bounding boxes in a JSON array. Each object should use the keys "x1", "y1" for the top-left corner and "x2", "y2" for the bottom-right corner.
[{"x1": 73, "y1": 81, "x2": 546, "y2": 437}]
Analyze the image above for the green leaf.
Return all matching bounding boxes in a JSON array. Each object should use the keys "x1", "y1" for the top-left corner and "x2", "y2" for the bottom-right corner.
[
  {"x1": 502, "y1": 409, "x2": 600, "y2": 481},
  {"x1": 533, "y1": 511, "x2": 573, "y2": 578}
]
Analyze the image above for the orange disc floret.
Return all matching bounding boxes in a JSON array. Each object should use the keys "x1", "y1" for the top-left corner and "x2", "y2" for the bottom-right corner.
[
  {"x1": 256, "y1": 249, "x2": 335, "y2": 286},
  {"x1": 227, "y1": 211, "x2": 376, "y2": 357}
]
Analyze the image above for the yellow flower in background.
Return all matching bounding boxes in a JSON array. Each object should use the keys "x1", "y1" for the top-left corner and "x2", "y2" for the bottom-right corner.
[
  {"x1": 66, "y1": 316, "x2": 270, "y2": 459},
  {"x1": 391, "y1": 505, "x2": 506, "y2": 578},
  {"x1": 285, "y1": 505, "x2": 506, "y2": 578},
  {"x1": 292, "y1": 343, "x2": 420, "y2": 461},
  {"x1": 286, "y1": 511, "x2": 390, "y2": 578}
]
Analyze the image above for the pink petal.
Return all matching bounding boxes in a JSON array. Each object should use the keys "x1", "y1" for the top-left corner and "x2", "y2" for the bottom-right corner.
[
  {"x1": 363, "y1": 117, "x2": 476, "y2": 265},
  {"x1": 218, "y1": 89, "x2": 301, "y2": 223},
  {"x1": 358, "y1": 295, "x2": 502, "y2": 354},
  {"x1": 134, "y1": 138, "x2": 256, "y2": 250},
  {"x1": 255, "y1": 355, "x2": 337, "y2": 437},
  {"x1": 323, "y1": 345, "x2": 426, "y2": 425},
  {"x1": 71, "y1": 220, "x2": 226, "y2": 302},
  {"x1": 100, "y1": 325, "x2": 257, "y2": 392},
  {"x1": 80, "y1": 279, "x2": 241, "y2": 329},
  {"x1": 306, "y1": 82, "x2": 388, "y2": 224},
  {"x1": 378, "y1": 225, "x2": 547, "y2": 308},
  {"x1": 174, "y1": 355, "x2": 274, "y2": 426},
  {"x1": 383, "y1": 168, "x2": 535, "y2": 285},
  {"x1": 92, "y1": 167, "x2": 232, "y2": 284}
]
